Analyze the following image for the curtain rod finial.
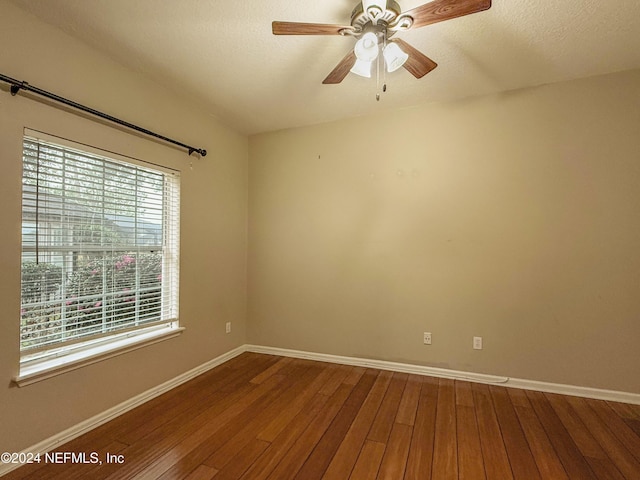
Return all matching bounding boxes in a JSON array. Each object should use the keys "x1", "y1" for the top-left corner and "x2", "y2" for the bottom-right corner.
[{"x1": 189, "y1": 148, "x2": 207, "y2": 157}]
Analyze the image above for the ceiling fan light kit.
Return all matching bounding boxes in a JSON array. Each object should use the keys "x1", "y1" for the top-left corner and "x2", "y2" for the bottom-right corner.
[
  {"x1": 273, "y1": 0, "x2": 492, "y2": 90},
  {"x1": 354, "y1": 32, "x2": 380, "y2": 63},
  {"x1": 349, "y1": 30, "x2": 409, "y2": 79},
  {"x1": 351, "y1": 59, "x2": 375, "y2": 78},
  {"x1": 383, "y1": 41, "x2": 410, "y2": 73}
]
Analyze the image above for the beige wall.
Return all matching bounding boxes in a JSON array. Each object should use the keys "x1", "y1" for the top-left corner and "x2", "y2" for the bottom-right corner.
[
  {"x1": 248, "y1": 69, "x2": 640, "y2": 394},
  {"x1": 0, "y1": 1, "x2": 247, "y2": 453}
]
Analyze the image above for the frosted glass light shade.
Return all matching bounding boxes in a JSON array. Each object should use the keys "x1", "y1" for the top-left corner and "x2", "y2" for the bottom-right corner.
[
  {"x1": 350, "y1": 59, "x2": 373, "y2": 78},
  {"x1": 354, "y1": 32, "x2": 379, "y2": 62},
  {"x1": 383, "y1": 42, "x2": 409, "y2": 72}
]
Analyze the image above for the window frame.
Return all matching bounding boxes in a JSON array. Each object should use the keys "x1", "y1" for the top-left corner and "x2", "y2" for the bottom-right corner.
[{"x1": 15, "y1": 130, "x2": 182, "y2": 386}]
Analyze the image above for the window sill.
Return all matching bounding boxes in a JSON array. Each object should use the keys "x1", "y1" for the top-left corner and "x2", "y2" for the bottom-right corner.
[{"x1": 14, "y1": 326, "x2": 185, "y2": 387}]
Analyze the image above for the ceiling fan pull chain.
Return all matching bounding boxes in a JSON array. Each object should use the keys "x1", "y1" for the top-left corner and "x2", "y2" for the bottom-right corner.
[
  {"x1": 376, "y1": 40, "x2": 382, "y2": 101},
  {"x1": 382, "y1": 63, "x2": 387, "y2": 93},
  {"x1": 376, "y1": 50, "x2": 380, "y2": 101},
  {"x1": 382, "y1": 31, "x2": 387, "y2": 94}
]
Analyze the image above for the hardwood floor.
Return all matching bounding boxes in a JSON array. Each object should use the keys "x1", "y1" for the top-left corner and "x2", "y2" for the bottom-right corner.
[{"x1": 4, "y1": 353, "x2": 640, "y2": 479}]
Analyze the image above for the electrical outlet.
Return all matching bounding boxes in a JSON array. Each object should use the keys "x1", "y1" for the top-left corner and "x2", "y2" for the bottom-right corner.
[
  {"x1": 473, "y1": 336, "x2": 483, "y2": 350},
  {"x1": 423, "y1": 332, "x2": 432, "y2": 345},
  {"x1": 225, "y1": 322, "x2": 231, "y2": 334}
]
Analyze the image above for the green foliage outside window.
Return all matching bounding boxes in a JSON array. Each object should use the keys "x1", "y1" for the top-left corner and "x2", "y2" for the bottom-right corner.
[{"x1": 20, "y1": 252, "x2": 162, "y2": 350}]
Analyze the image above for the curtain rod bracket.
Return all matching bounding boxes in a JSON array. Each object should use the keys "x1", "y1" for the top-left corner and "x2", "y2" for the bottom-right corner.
[{"x1": 10, "y1": 82, "x2": 26, "y2": 96}]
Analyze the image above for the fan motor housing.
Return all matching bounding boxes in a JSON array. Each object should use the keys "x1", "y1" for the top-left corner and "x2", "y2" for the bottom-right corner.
[{"x1": 350, "y1": 0, "x2": 403, "y2": 32}]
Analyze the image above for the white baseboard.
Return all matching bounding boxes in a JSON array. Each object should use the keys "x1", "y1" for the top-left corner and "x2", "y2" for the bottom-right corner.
[
  {"x1": 4, "y1": 343, "x2": 638, "y2": 477},
  {"x1": 245, "y1": 344, "x2": 640, "y2": 406},
  {"x1": 0, "y1": 345, "x2": 246, "y2": 477}
]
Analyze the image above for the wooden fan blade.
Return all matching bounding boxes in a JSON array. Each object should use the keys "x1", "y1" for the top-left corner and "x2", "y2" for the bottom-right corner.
[
  {"x1": 403, "y1": 0, "x2": 491, "y2": 29},
  {"x1": 393, "y1": 39, "x2": 438, "y2": 79},
  {"x1": 272, "y1": 21, "x2": 354, "y2": 35},
  {"x1": 322, "y1": 50, "x2": 357, "y2": 84}
]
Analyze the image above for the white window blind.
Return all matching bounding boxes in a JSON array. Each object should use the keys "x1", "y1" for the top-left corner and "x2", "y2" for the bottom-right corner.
[{"x1": 20, "y1": 135, "x2": 180, "y2": 360}]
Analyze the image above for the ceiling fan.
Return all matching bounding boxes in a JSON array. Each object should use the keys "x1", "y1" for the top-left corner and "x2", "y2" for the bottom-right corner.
[{"x1": 273, "y1": 0, "x2": 492, "y2": 85}]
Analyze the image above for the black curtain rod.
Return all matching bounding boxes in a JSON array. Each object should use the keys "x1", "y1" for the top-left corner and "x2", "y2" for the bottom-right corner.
[{"x1": 0, "y1": 73, "x2": 207, "y2": 157}]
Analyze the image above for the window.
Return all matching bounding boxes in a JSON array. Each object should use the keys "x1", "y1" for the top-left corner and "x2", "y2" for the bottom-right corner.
[{"x1": 18, "y1": 133, "x2": 180, "y2": 382}]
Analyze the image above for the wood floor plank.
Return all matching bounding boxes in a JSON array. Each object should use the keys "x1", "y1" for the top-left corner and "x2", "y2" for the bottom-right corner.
[
  {"x1": 287, "y1": 369, "x2": 378, "y2": 480},
  {"x1": 377, "y1": 423, "x2": 412, "y2": 480},
  {"x1": 318, "y1": 370, "x2": 393, "y2": 479},
  {"x1": 588, "y1": 398, "x2": 640, "y2": 463},
  {"x1": 121, "y1": 371, "x2": 291, "y2": 480},
  {"x1": 204, "y1": 365, "x2": 329, "y2": 470},
  {"x1": 610, "y1": 401, "x2": 640, "y2": 428},
  {"x1": 405, "y1": 376, "x2": 436, "y2": 480},
  {"x1": 182, "y1": 464, "x2": 219, "y2": 480},
  {"x1": 239, "y1": 392, "x2": 334, "y2": 480},
  {"x1": 431, "y1": 378, "x2": 458, "y2": 480},
  {"x1": 257, "y1": 363, "x2": 337, "y2": 442},
  {"x1": 343, "y1": 366, "x2": 366, "y2": 385},
  {"x1": 212, "y1": 439, "x2": 271, "y2": 480},
  {"x1": 455, "y1": 380, "x2": 475, "y2": 407},
  {"x1": 625, "y1": 418, "x2": 640, "y2": 437},
  {"x1": 98, "y1": 375, "x2": 280, "y2": 480},
  {"x1": 318, "y1": 365, "x2": 352, "y2": 396},
  {"x1": 545, "y1": 393, "x2": 625, "y2": 480},
  {"x1": 132, "y1": 373, "x2": 289, "y2": 480},
  {"x1": 367, "y1": 372, "x2": 406, "y2": 443},
  {"x1": 395, "y1": 374, "x2": 422, "y2": 426},
  {"x1": 103, "y1": 362, "x2": 237, "y2": 443},
  {"x1": 566, "y1": 395, "x2": 640, "y2": 480},
  {"x1": 348, "y1": 440, "x2": 386, "y2": 480},
  {"x1": 455, "y1": 384, "x2": 486, "y2": 480},
  {"x1": 117, "y1": 381, "x2": 238, "y2": 447},
  {"x1": 5, "y1": 354, "x2": 639, "y2": 480},
  {"x1": 545, "y1": 393, "x2": 609, "y2": 460},
  {"x1": 157, "y1": 364, "x2": 318, "y2": 479},
  {"x1": 472, "y1": 383, "x2": 514, "y2": 480},
  {"x1": 250, "y1": 356, "x2": 294, "y2": 384},
  {"x1": 507, "y1": 388, "x2": 569, "y2": 480},
  {"x1": 490, "y1": 386, "x2": 541, "y2": 480},
  {"x1": 457, "y1": 405, "x2": 487, "y2": 480},
  {"x1": 257, "y1": 383, "x2": 355, "y2": 480},
  {"x1": 345, "y1": 368, "x2": 379, "y2": 407},
  {"x1": 526, "y1": 390, "x2": 598, "y2": 480},
  {"x1": 606, "y1": 401, "x2": 638, "y2": 420},
  {"x1": 119, "y1": 354, "x2": 279, "y2": 446}
]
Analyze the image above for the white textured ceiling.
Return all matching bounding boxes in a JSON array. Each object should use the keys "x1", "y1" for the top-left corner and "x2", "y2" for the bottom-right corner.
[{"x1": 8, "y1": 0, "x2": 640, "y2": 135}]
